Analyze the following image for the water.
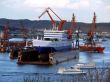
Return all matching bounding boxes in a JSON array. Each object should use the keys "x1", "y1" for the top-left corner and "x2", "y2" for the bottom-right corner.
[{"x1": 0, "y1": 39, "x2": 110, "y2": 82}]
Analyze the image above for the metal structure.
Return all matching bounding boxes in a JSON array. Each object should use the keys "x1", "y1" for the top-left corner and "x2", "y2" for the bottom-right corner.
[
  {"x1": 67, "y1": 13, "x2": 77, "y2": 39},
  {"x1": 38, "y1": 7, "x2": 65, "y2": 30},
  {"x1": 3, "y1": 21, "x2": 9, "y2": 40},
  {"x1": 0, "y1": 21, "x2": 9, "y2": 52},
  {"x1": 87, "y1": 12, "x2": 96, "y2": 44},
  {"x1": 79, "y1": 12, "x2": 105, "y2": 53}
]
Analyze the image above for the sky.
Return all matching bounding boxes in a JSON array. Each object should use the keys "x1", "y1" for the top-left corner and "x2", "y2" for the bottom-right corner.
[{"x1": 0, "y1": 0, "x2": 110, "y2": 23}]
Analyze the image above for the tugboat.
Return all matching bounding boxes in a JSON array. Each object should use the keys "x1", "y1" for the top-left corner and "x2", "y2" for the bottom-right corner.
[{"x1": 79, "y1": 12, "x2": 105, "y2": 53}]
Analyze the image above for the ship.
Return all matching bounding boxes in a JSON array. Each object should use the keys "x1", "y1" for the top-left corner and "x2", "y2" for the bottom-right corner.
[
  {"x1": 18, "y1": 29, "x2": 77, "y2": 65},
  {"x1": 79, "y1": 12, "x2": 105, "y2": 53},
  {"x1": 26, "y1": 7, "x2": 77, "y2": 52},
  {"x1": 17, "y1": 8, "x2": 78, "y2": 65}
]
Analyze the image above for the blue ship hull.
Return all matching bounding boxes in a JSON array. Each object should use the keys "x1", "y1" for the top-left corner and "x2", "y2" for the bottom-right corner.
[
  {"x1": 34, "y1": 47, "x2": 55, "y2": 53},
  {"x1": 33, "y1": 45, "x2": 72, "y2": 53}
]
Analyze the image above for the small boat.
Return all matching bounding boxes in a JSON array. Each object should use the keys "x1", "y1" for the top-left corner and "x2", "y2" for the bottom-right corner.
[
  {"x1": 57, "y1": 67, "x2": 86, "y2": 74},
  {"x1": 72, "y1": 63, "x2": 96, "y2": 69}
]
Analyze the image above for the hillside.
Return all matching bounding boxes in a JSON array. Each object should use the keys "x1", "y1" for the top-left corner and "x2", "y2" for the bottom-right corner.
[{"x1": 0, "y1": 18, "x2": 110, "y2": 33}]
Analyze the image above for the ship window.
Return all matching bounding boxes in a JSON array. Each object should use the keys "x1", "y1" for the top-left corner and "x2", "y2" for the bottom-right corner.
[
  {"x1": 44, "y1": 38, "x2": 59, "y2": 41},
  {"x1": 44, "y1": 38, "x2": 51, "y2": 41}
]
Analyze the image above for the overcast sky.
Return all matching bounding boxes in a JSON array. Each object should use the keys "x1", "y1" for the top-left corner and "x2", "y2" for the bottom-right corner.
[{"x1": 0, "y1": 0, "x2": 110, "y2": 23}]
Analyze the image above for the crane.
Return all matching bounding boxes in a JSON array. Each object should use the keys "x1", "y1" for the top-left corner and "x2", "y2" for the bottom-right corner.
[
  {"x1": 67, "y1": 13, "x2": 77, "y2": 39},
  {"x1": 88, "y1": 12, "x2": 96, "y2": 37},
  {"x1": 38, "y1": 7, "x2": 66, "y2": 30},
  {"x1": 2, "y1": 21, "x2": 9, "y2": 47},
  {"x1": 87, "y1": 12, "x2": 96, "y2": 44}
]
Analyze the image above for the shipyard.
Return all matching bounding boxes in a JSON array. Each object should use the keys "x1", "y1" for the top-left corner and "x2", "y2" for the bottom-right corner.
[{"x1": 0, "y1": 0, "x2": 110, "y2": 82}]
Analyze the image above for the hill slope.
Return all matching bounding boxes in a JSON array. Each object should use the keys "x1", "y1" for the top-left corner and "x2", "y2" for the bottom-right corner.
[{"x1": 0, "y1": 18, "x2": 110, "y2": 32}]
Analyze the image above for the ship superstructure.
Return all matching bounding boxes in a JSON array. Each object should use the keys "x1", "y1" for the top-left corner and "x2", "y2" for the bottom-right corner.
[{"x1": 32, "y1": 29, "x2": 72, "y2": 51}]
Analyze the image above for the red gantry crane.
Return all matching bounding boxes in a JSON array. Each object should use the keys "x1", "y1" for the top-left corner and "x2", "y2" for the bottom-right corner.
[{"x1": 38, "y1": 7, "x2": 66, "y2": 30}]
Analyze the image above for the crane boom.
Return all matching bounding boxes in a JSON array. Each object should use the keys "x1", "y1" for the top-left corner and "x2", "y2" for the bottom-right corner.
[
  {"x1": 38, "y1": 7, "x2": 66, "y2": 30},
  {"x1": 38, "y1": 8, "x2": 56, "y2": 28},
  {"x1": 48, "y1": 7, "x2": 66, "y2": 30},
  {"x1": 38, "y1": 9, "x2": 47, "y2": 18},
  {"x1": 48, "y1": 7, "x2": 62, "y2": 21},
  {"x1": 46, "y1": 10, "x2": 56, "y2": 27}
]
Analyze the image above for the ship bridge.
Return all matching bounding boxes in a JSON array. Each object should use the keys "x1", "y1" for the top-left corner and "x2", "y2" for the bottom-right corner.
[{"x1": 44, "y1": 29, "x2": 68, "y2": 41}]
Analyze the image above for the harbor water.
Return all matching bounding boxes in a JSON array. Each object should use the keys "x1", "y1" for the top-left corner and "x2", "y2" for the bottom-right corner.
[{"x1": 0, "y1": 39, "x2": 110, "y2": 82}]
